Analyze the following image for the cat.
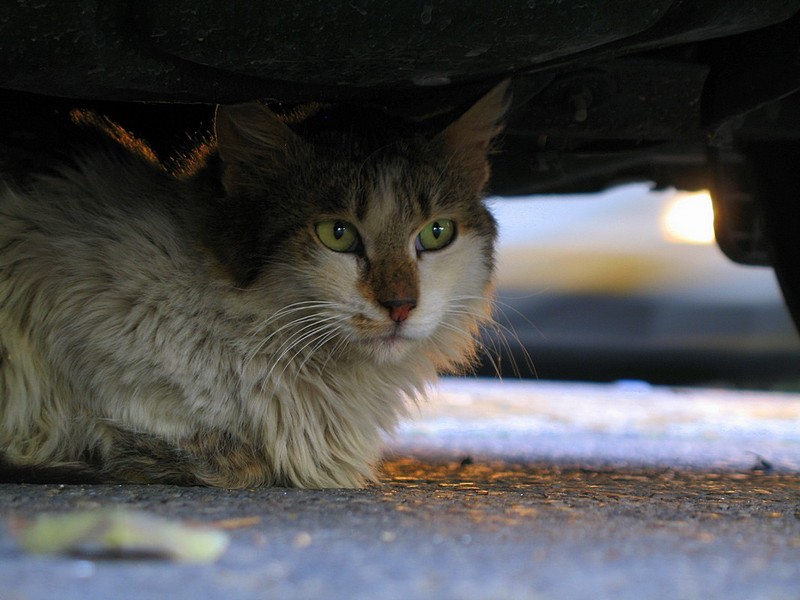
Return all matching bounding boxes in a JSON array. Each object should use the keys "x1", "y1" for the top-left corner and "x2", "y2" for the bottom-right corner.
[{"x1": 0, "y1": 81, "x2": 509, "y2": 488}]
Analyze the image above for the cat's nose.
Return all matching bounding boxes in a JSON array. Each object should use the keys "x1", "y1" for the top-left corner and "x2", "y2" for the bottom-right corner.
[{"x1": 380, "y1": 299, "x2": 417, "y2": 323}]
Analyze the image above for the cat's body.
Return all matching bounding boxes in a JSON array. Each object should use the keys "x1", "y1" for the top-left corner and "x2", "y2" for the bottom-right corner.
[{"x1": 0, "y1": 84, "x2": 507, "y2": 488}]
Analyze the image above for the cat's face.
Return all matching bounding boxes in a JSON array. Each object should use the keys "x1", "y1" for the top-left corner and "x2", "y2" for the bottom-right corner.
[
  {"x1": 209, "y1": 83, "x2": 508, "y2": 368},
  {"x1": 300, "y1": 155, "x2": 496, "y2": 363}
]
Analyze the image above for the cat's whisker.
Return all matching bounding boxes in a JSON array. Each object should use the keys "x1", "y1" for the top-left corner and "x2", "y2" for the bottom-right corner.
[
  {"x1": 444, "y1": 299, "x2": 537, "y2": 379},
  {"x1": 318, "y1": 331, "x2": 352, "y2": 374},
  {"x1": 485, "y1": 302, "x2": 539, "y2": 379},
  {"x1": 251, "y1": 315, "x2": 338, "y2": 384},
  {"x1": 435, "y1": 319, "x2": 507, "y2": 380},
  {"x1": 242, "y1": 304, "x2": 346, "y2": 366},
  {"x1": 265, "y1": 315, "x2": 342, "y2": 367},
  {"x1": 432, "y1": 319, "x2": 493, "y2": 374},
  {"x1": 278, "y1": 316, "x2": 350, "y2": 383},
  {"x1": 246, "y1": 301, "x2": 343, "y2": 336},
  {"x1": 260, "y1": 314, "x2": 349, "y2": 390},
  {"x1": 483, "y1": 320, "x2": 527, "y2": 380},
  {"x1": 468, "y1": 333, "x2": 504, "y2": 379},
  {"x1": 491, "y1": 298, "x2": 546, "y2": 341},
  {"x1": 289, "y1": 323, "x2": 349, "y2": 385},
  {"x1": 451, "y1": 293, "x2": 537, "y2": 342},
  {"x1": 244, "y1": 313, "x2": 332, "y2": 362},
  {"x1": 460, "y1": 320, "x2": 504, "y2": 375},
  {"x1": 274, "y1": 327, "x2": 342, "y2": 390}
]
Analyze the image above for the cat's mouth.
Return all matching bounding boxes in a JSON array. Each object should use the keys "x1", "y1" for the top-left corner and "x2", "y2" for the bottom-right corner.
[
  {"x1": 366, "y1": 327, "x2": 411, "y2": 346},
  {"x1": 350, "y1": 313, "x2": 429, "y2": 358},
  {"x1": 354, "y1": 323, "x2": 419, "y2": 358},
  {"x1": 381, "y1": 329, "x2": 411, "y2": 343},
  {"x1": 360, "y1": 331, "x2": 417, "y2": 363}
]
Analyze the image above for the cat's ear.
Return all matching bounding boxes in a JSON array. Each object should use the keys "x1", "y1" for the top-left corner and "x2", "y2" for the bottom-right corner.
[
  {"x1": 214, "y1": 102, "x2": 301, "y2": 193},
  {"x1": 436, "y1": 80, "x2": 511, "y2": 188}
]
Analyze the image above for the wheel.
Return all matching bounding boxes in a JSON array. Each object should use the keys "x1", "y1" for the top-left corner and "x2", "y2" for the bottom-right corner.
[{"x1": 747, "y1": 140, "x2": 800, "y2": 332}]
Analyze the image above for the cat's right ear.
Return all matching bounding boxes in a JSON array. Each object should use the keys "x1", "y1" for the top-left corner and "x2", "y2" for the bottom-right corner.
[
  {"x1": 214, "y1": 102, "x2": 301, "y2": 193},
  {"x1": 436, "y1": 80, "x2": 511, "y2": 190}
]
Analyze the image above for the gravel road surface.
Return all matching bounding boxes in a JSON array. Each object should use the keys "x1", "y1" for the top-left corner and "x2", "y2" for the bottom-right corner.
[{"x1": 2, "y1": 378, "x2": 799, "y2": 599}]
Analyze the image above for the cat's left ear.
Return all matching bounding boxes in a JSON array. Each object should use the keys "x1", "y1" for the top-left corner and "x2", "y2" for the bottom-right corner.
[
  {"x1": 436, "y1": 80, "x2": 511, "y2": 188},
  {"x1": 215, "y1": 102, "x2": 302, "y2": 193}
]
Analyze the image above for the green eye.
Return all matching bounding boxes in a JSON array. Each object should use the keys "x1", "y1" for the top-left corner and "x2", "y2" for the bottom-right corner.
[
  {"x1": 416, "y1": 219, "x2": 456, "y2": 252},
  {"x1": 315, "y1": 220, "x2": 361, "y2": 252}
]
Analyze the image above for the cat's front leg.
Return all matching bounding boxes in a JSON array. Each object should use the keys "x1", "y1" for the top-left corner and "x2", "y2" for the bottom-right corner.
[{"x1": 98, "y1": 427, "x2": 273, "y2": 488}]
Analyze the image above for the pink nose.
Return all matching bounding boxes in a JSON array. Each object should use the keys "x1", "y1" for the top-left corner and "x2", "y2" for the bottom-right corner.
[{"x1": 380, "y1": 299, "x2": 417, "y2": 323}]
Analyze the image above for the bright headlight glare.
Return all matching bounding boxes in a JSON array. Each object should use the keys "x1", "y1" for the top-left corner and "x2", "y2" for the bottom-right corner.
[{"x1": 661, "y1": 191, "x2": 715, "y2": 245}]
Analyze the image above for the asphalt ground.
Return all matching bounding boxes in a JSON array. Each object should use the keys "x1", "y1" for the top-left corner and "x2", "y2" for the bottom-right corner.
[{"x1": 2, "y1": 378, "x2": 800, "y2": 600}]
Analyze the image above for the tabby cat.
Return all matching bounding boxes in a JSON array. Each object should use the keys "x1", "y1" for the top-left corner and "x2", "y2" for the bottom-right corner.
[{"x1": 0, "y1": 82, "x2": 508, "y2": 488}]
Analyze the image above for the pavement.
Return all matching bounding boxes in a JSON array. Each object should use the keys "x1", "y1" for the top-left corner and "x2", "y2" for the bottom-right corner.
[{"x1": 2, "y1": 377, "x2": 800, "y2": 600}]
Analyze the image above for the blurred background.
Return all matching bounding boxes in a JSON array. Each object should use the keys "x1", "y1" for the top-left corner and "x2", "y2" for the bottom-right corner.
[{"x1": 476, "y1": 183, "x2": 800, "y2": 389}]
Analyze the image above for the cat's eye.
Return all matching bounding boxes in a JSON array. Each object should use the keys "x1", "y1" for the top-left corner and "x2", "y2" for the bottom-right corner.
[
  {"x1": 315, "y1": 220, "x2": 361, "y2": 253},
  {"x1": 416, "y1": 219, "x2": 456, "y2": 252}
]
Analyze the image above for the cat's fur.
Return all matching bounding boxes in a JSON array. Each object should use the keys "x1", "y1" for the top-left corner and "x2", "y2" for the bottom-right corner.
[{"x1": 0, "y1": 82, "x2": 508, "y2": 488}]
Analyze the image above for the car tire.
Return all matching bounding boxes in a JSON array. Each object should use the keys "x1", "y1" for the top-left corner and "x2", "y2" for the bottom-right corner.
[{"x1": 748, "y1": 140, "x2": 800, "y2": 333}]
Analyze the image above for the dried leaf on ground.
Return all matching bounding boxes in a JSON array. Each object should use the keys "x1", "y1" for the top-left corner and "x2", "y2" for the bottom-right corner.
[{"x1": 10, "y1": 509, "x2": 229, "y2": 563}]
